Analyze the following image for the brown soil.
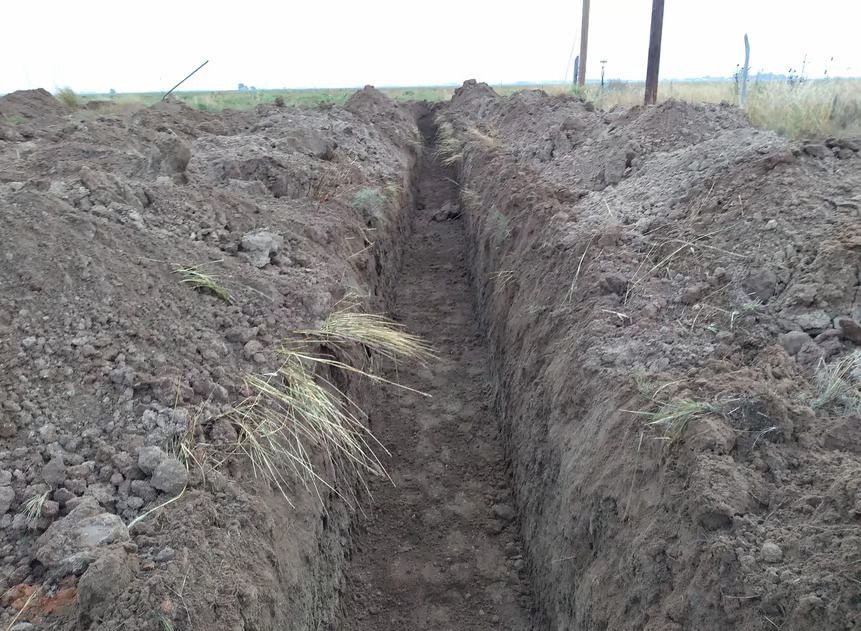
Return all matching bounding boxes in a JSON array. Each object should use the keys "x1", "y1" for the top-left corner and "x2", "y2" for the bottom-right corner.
[
  {"x1": 1, "y1": 81, "x2": 859, "y2": 631},
  {"x1": 337, "y1": 110, "x2": 535, "y2": 630},
  {"x1": 0, "y1": 86, "x2": 422, "y2": 630},
  {"x1": 443, "y1": 80, "x2": 861, "y2": 631}
]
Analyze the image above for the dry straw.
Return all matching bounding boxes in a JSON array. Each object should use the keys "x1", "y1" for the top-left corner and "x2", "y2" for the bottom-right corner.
[{"x1": 229, "y1": 304, "x2": 433, "y2": 506}]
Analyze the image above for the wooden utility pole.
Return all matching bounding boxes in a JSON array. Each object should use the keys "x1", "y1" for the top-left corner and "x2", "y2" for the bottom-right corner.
[
  {"x1": 578, "y1": 0, "x2": 590, "y2": 87},
  {"x1": 573, "y1": 56, "x2": 580, "y2": 87},
  {"x1": 644, "y1": 0, "x2": 665, "y2": 105}
]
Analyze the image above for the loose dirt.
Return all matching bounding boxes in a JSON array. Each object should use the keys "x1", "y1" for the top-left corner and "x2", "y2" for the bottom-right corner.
[
  {"x1": 1, "y1": 81, "x2": 859, "y2": 631},
  {"x1": 337, "y1": 111, "x2": 535, "y2": 630}
]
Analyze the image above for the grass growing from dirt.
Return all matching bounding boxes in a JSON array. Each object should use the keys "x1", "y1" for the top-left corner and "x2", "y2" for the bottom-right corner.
[
  {"x1": 55, "y1": 87, "x2": 80, "y2": 109},
  {"x1": 634, "y1": 399, "x2": 720, "y2": 445},
  {"x1": 229, "y1": 307, "x2": 432, "y2": 506},
  {"x1": 174, "y1": 264, "x2": 232, "y2": 303},
  {"x1": 435, "y1": 120, "x2": 464, "y2": 166},
  {"x1": 21, "y1": 490, "x2": 49, "y2": 529},
  {"x1": 812, "y1": 353, "x2": 861, "y2": 416},
  {"x1": 84, "y1": 78, "x2": 861, "y2": 139}
]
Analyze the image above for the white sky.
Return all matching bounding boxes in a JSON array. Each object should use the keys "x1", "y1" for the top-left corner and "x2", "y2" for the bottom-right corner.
[{"x1": 1, "y1": 1, "x2": 858, "y2": 94}]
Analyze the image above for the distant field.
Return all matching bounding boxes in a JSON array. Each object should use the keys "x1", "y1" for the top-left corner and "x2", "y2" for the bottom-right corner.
[{"x1": 82, "y1": 78, "x2": 861, "y2": 139}]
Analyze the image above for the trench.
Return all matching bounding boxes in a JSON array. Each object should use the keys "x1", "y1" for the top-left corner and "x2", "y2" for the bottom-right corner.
[{"x1": 335, "y1": 109, "x2": 537, "y2": 630}]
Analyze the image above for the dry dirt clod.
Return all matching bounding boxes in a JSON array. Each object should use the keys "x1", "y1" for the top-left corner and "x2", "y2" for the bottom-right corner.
[
  {"x1": 35, "y1": 497, "x2": 130, "y2": 576},
  {"x1": 761, "y1": 541, "x2": 783, "y2": 563},
  {"x1": 150, "y1": 457, "x2": 188, "y2": 495}
]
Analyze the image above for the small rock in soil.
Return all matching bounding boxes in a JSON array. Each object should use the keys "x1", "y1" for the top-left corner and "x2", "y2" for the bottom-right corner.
[
  {"x1": 137, "y1": 446, "x2": 165, "y2": 475},
  {"x1": 793, "y1": 310, "x2": 831, "y2": 333},
  {"x1": 150, "y1": 457, "x2": 188, "y2": 495},
  {"x1": 53, "y1": 488, "x2": 75, "y2": 505},
  {"x1": 779, "y1": 331, "x2": 812, "y2": 356},
  {"x1": 240, "y1": 229, "x2": 283, "y2": 268},
  {"x1": 796, "y1": 341, "x2": 825, "y2": 369},
  {"x1": 35, "y1": 497, "x2": 130, "y2": 575},
  {"x1": 0, "y1": 419, "x2": 17, "y2": 438},
  {"x1": 129, "y1": 480, "x2": 158, "y2": 502},
  {"x1": 42, "y1": 455, "x2": 66, "y2": 487},
  {"x1": 153, "y1": 546, "x2": 176, "y2": 562},
  {"x1": 0, "y1": 486, "x2": 15, "y2": 514},
  {"x1": 431, "y1": 201, "x2": 462, "y2": 222},
  {"x1": 743, "y1": 268, "x2": 777, "y2": 302},
  {"x1": 761, "y1": 541, "x2": 783, "y2": 563},
  {"x1": 802, "y1": 143, "x2": 830, "y2": 158},
  {"x1": 77, "y1": 547, "x2": 136, "y2": 621},
  {"x1": 834, "y1": 316, "x2": 861, "y2": 344},
  {"x1": 492, "y1": 504, "x2": 516, "y2": 522}
]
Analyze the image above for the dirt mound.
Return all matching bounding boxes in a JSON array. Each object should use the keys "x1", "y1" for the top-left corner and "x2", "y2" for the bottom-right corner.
[
  {"x1": 0, "y1": 89, "x2": 419, "y2": 629},
  {"x1": 0, "y1": 88, "x2": 67, "y2": 121},
  {"x1": 0, "y1": 89, "x2": 70, "y2": 142},
  {"x1": 443, "y1": 80, "x2": 860, "y2": 630}
]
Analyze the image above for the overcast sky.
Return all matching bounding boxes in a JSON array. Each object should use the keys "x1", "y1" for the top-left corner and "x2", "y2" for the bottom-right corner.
[{"x1": 1, "y1": 1, "x2": 858, "y2": 94}]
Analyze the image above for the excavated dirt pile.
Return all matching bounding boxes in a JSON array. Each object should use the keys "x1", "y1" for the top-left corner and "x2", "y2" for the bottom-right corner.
[
  {"x1": 442, "y1": 80, "x2": 860, "y2": 630},
  {"x1": 0, "y1": 87, "x2": 421, "y2": 629}
]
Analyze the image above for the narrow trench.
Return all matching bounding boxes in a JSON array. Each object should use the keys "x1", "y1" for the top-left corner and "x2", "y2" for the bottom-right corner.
[{"x1": 336, "y1": 110, "x2": 535, "y2": 630}]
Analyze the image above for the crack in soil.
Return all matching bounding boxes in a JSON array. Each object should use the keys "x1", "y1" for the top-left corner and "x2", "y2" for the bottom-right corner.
[{"x1": 336, "y1": 117, "x2": 535, "y2": 630}]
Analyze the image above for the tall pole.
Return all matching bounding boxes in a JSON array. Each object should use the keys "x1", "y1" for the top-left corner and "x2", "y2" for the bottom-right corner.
[
  {"x1": 578, "y1": 0, "x2": 590, "y2": 87},
  {"x1": 739, "y1": 34, "x2": 750, "y2": 108},
  {"x1": 644, "y1": 0, "x2": 665, "y2": 105},
  {"x1": 573, "y1": 56, "x2": 580, "y2": 88}
]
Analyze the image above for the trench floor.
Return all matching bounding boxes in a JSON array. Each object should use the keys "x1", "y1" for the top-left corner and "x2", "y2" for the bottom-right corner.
[{"x1": 336, "y1": 134, "x2": 534, "y2": 630}]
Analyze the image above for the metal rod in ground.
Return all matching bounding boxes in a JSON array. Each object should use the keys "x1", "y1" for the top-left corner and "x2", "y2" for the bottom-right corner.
[
  {"x1": 162, "y1": 60, "x2": 210, "y2": 101},
  {"x1": 578, "y1": 0, "x2": 590, "y2": 87},
  {"x1": 644, "y1": 0, "x2": 665, "y2": 105}
]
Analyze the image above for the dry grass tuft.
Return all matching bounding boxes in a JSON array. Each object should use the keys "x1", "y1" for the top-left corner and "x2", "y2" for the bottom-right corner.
[
  {"x1": 228, "y1": 305, "x2": 432, "y2": 506},
  {"x1": 635, "y1": 399, "x2": 720, "y2": 445},
  {"x1": 174, "y1": 264, "x2": 232, "y2": 303},
  {"x1": 21, "y1": 490, "x2": 49, "y2": 530},
  {"x1": 56, "y1": 87, "x2": 80, "y2": 109},
  {"x1": 812, "y1": 353, "x2": 861, "y2": 416},
  {"x1": 298, "y1": 306, "x2": 435, "y2": 365},
  {"x1": 435, "y1": 120, "x2": 464, "y2": 166}
]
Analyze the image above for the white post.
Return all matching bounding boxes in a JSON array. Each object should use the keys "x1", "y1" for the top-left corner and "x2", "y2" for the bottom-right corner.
[{"x1": 740, "y1": 34, "x2": 750, "y2": 109}]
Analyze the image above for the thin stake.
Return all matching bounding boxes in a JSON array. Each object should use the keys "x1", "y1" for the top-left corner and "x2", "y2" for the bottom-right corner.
[{"x1": 162, "y1": 60, "x2": 210, "y2": 101}]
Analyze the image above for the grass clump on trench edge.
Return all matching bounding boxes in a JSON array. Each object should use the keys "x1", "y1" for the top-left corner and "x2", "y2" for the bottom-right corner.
[
  {"x1": 812, "y1": 352, "x2": 861, "y2": 417},
  {"x1": 228, "y1": 303, "x2": 434, "y2": 507},
  {"x1": 173, "y1": 263, "x2": 233, "y2": 304}
]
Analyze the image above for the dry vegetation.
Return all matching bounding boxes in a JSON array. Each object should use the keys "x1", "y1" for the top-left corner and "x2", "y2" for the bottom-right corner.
[{"x1": 74, "y1": 78, "x2": 861, "y2": 139}]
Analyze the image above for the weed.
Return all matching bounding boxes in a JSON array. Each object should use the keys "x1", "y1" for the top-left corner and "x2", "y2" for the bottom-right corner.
[
  {"x1": 812, "y1": 353, "x2": 861, "y2": 416},
  {"x1": 435, "y1": 120, "x2": 464, "y2": 166},
  {"x1": 20, "y1": 490, "x2": 49, "y2": 529},
  {"x1": 635, "y1": 399, "x2": 720, "y2": 445},
  {"x1": 466, "y1": 126, "x2": 499, "y2": 149},
  {"x1": 352, "y1": 187, "x2": 385, "y2": 216},
  {"x1": 493, "y1": 210, "x2": 511, "y2": 246},
  {"x1": 490, "y1": 270, "x2": 515, "y2": 296},
  {"x1": 158, "y1": 615, "x2": 176, "y2": 631},
  {"x1": 55, "y1": 87, "x2": 80, "y2": 108},
  {"x1": 174, "y1": 264, "x2": 232, "y2": 303},
  {"x1": 228, "y1": 306, "x2": 432, "y2": 506}
]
